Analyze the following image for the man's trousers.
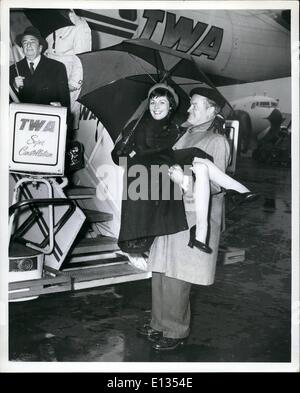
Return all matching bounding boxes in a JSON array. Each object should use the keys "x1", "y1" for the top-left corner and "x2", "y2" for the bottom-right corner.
[{"x1": 150, "y1": 272, "x2": 192, "y2": 339}]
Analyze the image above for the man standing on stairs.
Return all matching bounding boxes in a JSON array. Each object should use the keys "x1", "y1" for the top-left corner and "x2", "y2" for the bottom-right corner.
[
  {"x1": 10, "y1": 26, "x2": 80, "y2": 172},
  {"x1": 10, "y1": 26, "x2": 70, "y2": 110}
]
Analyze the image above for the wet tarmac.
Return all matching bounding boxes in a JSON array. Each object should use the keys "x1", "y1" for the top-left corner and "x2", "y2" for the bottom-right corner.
[{"x1": 9, "y1": 157, "x2": 292, "y2": 363}]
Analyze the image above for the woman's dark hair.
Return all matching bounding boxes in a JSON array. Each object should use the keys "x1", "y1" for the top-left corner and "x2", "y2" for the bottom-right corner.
[{"x1": 148, "y1": 88, "x2": 177, "y2": 112}]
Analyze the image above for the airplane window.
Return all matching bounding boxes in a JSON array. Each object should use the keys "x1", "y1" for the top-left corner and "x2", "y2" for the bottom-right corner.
[
  {"x1": 119, "y1": 10, "x2": 137, "y2": 21},
  {"x1": 251, "y1": 103, "x2": 256, "y2": 109},
  {"x1": 259, "y1": 102, "x2": 271, "y2": 107},
  {"x1": 271, "y1": 102, "x2": 278, "y2": 107}
]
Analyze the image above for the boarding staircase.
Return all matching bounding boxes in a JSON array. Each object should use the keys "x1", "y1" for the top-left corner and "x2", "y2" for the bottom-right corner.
[
  {"x1": 60, "y1": 184, "x2": 151, "y2": 292},
  {"x1": 8, "y1": 181, "x2": 150, "y2": 302},
  {"x1": 9, "y1": 179, "x2": 242, "y2": 302}
]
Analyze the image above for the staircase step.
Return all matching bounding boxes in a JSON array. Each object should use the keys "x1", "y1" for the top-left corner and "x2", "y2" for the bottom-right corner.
[
  {"x1": 71, "y1": 236, "x2": 120, "y2": 256},
  {"x1": 83, "y1": 209, "x2": 113, "y2": 223},
  {"x1": 63, "y1": 255, "x2": 127, "y2": 270},
  {"x1": 65, "y1": 185, "x2": 96, "y2": 199},
  {"x1": 67, "y1": 251, "x2": 121, "y2": 264},
  {"x1": 62, "y1": 262, "x2": 151, "y2": 290}
]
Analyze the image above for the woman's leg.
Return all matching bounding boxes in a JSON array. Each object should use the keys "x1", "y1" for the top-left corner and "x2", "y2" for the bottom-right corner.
[
  {"x1": 192, "y1": 162, "x2": 210, "y2": 243},
  {"x1": 168, "y1": 161, "x2": 211, "y2": 245},
  {"x1": 193, "y1": 157, "x2": 250, "y2": 193}
]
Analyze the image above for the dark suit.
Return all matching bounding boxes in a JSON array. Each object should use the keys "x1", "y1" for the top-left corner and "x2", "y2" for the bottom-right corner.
[{"x1": 10, "y1": 55, "x2": 70, "y2": 109}]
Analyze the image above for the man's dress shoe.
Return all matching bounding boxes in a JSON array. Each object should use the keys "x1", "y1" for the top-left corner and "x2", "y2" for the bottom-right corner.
[
  {"x1": 136, "y1": 324, "x2": 162, "y2": 342},
  {"x1": 152, "y1": 337, "x2": 186, "y2": 351}
]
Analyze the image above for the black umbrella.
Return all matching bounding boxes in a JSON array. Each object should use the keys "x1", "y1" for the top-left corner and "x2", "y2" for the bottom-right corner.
[
  {"x1": 77, "y1": 39, "x2": 233, "y2": 142},
  {"x1": 24, "y1": 9, "x2": 73, "y2": 38}
]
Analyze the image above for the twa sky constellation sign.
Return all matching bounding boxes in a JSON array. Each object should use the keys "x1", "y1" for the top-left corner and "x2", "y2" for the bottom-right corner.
[{"x1": 9, "y1": 103, "x2": 67, "y2": 175}]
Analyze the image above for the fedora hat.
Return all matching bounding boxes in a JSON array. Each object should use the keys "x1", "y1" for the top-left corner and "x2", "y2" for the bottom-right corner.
[{"x1": 16, "y1": 26, "x2": 48, "y2": 52}]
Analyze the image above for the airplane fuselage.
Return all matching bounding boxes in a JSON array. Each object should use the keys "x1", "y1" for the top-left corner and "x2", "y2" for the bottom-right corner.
[
  {"x1": 231, "y1": 95, "x2": 280, "y2": 137},
  {"x1": 78, "y1": 9, "x2": 291, "y2": 85},
  {"x1": 10, "y1": 8, "x2": 291, "y2": 86}
]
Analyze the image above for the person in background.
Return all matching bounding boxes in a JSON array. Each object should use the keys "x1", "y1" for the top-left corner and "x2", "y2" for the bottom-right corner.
[
  {"x1": 10, "y1": 26, "x2": 70, "y2": 110},
  {"x1": 45, "y1": 9, "x2": 92, "y2": 130},
  {"x1": 137, "y1": 88, "x2": 238, "y2": 351}
]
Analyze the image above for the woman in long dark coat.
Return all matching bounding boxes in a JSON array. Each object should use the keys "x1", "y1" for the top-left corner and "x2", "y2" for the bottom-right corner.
[{"x1": 111, "y1": 84, "x2": 189, "y2": 253}]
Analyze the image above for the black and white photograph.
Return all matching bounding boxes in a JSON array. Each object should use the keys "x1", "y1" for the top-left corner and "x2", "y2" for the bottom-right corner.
[{"x1": 0, "y1": 0, "x2": 299, "y2": 374}]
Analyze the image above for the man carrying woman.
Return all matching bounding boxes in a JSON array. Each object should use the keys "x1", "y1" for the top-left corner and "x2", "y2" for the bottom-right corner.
[
  {"x1": 112, "y1": 84, "x2": 257, "y2": 350},
  {"x1": 112, "y1": 84, "x2": 256, "y2": 256}
]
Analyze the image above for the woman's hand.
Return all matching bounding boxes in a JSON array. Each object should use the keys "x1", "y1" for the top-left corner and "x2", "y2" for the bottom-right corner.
[
  {"x1": 168, "y1": 165, "x2": 184, "y2": 183},
  {"x1": 168, "y1": 165, "x2": 189, "y2": 191}
]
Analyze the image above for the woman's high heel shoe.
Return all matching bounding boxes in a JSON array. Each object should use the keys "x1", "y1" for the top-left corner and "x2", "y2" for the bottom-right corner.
[
  {"x1": 188, "y1": 225, "x2": 212, "y2": 254},
  {"x1": 226, "y1": 190, "x2": 259, "y2": 205}
]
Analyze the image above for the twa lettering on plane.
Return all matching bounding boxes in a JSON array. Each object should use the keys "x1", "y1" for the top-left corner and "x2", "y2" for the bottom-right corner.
[
  {"x1": 77, "y1": 8, "x2": 290, "y2": 85},
  {"x1": 137, "y1": 10, "x2": 224, "y2": 60}
]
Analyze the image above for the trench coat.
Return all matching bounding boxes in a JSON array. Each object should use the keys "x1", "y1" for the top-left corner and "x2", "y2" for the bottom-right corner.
[
  {"x1": 45, "y1": 14, "x2": 91, "y2": 92},
  {"x1": 148, "y1": 123, "x2": 231, "y2": 286},
  {"x1": 45, "y1": 15, "x2": 91, "y2": 130}
]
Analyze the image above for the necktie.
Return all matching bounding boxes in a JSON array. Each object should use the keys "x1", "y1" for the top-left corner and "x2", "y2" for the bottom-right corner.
[{"x1": 29, "y1": 62, "x2": 34, "y2": 75}]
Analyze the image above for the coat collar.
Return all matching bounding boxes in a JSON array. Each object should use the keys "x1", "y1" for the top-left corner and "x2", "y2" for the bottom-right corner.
[
  {"x1": 20, "y1": 54, "x2": 47, "y2": 76},
  {"x1": 26, "y1": 55, "x2": 41, "y2": 70},
  {"x1": 181, "y1": 119, "x2": 214, "y2": 134}
]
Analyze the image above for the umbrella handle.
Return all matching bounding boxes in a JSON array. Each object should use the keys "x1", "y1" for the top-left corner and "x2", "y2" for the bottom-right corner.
[
  {"x1": 10, "y1": 86, "x2": 20, "y2": 103},
  {"x1": 10, "y1": 32, "x2": 20, "y2": 77},
  {"x1": 122, "y1": 109, "x2": 146, "y2": 147}
]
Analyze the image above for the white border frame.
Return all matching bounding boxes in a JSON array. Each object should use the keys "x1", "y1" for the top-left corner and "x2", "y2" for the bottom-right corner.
[{"x1": 0, "y1": 0, "x2": 299, "y2": 373}]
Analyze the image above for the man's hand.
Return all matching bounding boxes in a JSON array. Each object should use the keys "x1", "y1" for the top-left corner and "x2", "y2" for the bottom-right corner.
[{"x1": 14, "y1": 76, "x2": 25, "y2": 90}]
